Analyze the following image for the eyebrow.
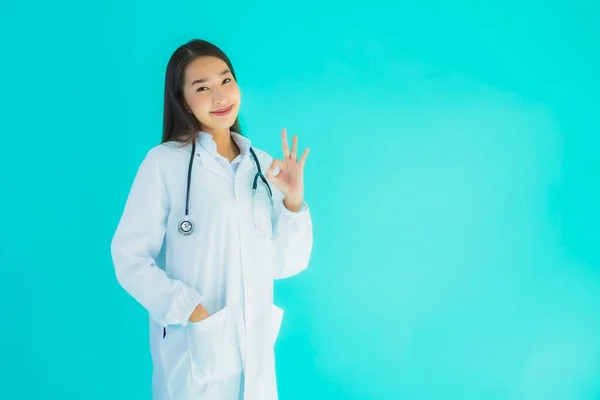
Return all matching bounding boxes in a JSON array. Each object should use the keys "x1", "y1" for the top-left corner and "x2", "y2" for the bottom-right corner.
[{"x1": 190, "y1": 69, "x2": 231, "y2": 86}]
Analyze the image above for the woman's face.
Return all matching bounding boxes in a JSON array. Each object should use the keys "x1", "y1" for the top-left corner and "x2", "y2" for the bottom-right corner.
[{"x1": 181, "y1": 56, "x2": 241, "y2": 134}]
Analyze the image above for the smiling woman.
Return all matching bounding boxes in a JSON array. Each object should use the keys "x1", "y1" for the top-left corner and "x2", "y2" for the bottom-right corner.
[
  {"x1": 181, "y1": 58, "x2": 241, "y2": 149},
  {"x1": 110, "y1": 38, "x2": 314, "y2": 400},
  {"x1": 162, "y1": 41, "x2": 244, "y2": 162}
]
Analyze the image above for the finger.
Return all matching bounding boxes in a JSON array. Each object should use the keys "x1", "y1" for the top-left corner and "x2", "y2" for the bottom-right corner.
[
  {"x1": 281, "y1": 128, "x2": 290, "y2": 159},
  {"x1": 291, "y1": 134, "x2": 298, "y2": 160},
  {"x1": 299, "y1": 147, "x2": 310, "y2": 167}
]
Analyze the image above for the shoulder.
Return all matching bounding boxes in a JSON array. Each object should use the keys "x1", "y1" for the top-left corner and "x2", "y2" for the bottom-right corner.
[
  {"x1": 132, "y1": 141, "x2": 190, "y2": 182},
  {"x1": 144, "y1": 141, "x2": 191, "y2": 163}
]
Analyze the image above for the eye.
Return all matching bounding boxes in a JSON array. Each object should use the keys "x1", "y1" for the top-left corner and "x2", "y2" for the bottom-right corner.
[{"x1": 196, "y1": 77, "x2": 232, "y2": 92}]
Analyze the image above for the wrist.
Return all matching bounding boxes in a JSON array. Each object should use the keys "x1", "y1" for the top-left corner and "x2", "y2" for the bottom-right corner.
[{"x1": 283, "y1": 198, "x2": 302, "y2": 212}]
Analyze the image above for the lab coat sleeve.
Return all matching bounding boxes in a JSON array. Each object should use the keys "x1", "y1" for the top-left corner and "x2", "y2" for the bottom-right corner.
[
  {"x1": 110, "y1": 146, "x2": 204, "y2": 327},
  {"x1": 271, "y1": 179, "x2": 314, "y2": 280}
]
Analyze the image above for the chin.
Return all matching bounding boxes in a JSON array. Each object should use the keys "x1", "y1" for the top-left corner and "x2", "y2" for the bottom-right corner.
[
  {"x1": 200, "y1": 122, "x2": 232, "y2": 134},
  {"x1": 213, "y1": 114, "x2": 239, "y2": 128}
]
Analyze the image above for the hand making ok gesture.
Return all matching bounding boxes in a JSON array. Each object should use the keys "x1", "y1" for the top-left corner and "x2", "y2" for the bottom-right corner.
[{"x1": 266, "y1": 128, "x2": 310, "y2": 212}]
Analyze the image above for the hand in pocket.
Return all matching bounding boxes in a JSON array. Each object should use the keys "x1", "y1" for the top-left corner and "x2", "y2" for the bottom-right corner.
[{"x1": 189, "y1": 303, "x2": 210, "y2": 323}]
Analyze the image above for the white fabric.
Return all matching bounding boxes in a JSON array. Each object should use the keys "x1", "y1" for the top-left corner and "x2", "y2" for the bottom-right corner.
[{"x1": 110, "y1": 130, "x2": 313, "y2": 400}]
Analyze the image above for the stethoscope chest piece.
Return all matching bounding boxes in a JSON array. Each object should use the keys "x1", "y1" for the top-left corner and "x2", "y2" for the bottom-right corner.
[{"x1": 178, "y1": 218, "x2": 194, "y2": 236}]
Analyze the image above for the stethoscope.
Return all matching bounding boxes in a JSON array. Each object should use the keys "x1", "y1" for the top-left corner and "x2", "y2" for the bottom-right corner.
[{"x1": 178, "y1": 141, "x2": 274, "y2": 236}]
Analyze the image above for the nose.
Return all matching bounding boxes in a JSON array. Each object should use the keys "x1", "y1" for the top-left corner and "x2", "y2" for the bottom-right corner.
[{"x1": 211, "y1": 87, "x2": 227, "y2": 103}]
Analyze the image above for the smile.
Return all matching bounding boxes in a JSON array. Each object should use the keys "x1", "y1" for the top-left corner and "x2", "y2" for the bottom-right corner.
[{"x1": 210, "y1": 105, "x2": 234, "y2": 116}]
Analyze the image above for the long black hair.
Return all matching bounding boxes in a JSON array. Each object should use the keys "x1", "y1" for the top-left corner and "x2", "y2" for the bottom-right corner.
[{"x1": 161, "y1": 39, "x2": 243, "y2": 146}]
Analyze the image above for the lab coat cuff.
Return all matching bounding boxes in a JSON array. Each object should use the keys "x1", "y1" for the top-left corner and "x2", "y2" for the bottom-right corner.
[
  {"x1": 178, "y1": 287, "x2": 205, "y2": 327},
  {"x1": 279, "y1": 200, "x2": 309, "y2": 219}
]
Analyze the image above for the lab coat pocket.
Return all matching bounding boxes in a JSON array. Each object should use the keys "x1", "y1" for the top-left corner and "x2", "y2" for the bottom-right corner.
[
  {"x1": 186, "y1": 306, "x2": 242, "y2": 384},
  {"x1": 271, "y1": 305, "x2": 284, "y2": 346},
  {"x1": 253, "y1": 188, "x2": 275, "y2": 239}
]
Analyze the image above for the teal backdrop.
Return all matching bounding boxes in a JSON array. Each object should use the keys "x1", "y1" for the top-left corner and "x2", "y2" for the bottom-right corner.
[{"x1": 1, "y1": 0, "x2": 599, "y2": 399}]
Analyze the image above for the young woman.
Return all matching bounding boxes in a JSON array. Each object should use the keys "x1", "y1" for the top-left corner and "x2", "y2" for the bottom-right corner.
[{"x1": 110, "y1": 39, "x2": 313, "y2": 400}]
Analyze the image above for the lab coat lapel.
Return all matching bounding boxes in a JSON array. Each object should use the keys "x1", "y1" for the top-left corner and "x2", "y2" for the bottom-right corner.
[
  {"x1": 195, "y1": 146, "x2": 233, "y2": 182},
  {"x1": 234, "y1": 152, "x2": 254, "y2": 198}
]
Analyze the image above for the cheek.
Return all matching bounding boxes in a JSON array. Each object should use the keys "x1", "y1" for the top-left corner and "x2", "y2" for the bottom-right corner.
[
  {"x1": 189, "y1": 94, "x2": 211, "y2": 113},
  {"x1": 228, "y1": 83, "x2": 241, "y2": 102}
]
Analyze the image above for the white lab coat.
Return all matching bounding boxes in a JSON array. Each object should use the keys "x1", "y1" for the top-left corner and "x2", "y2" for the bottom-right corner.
[{"x1": 110, "y1": 131, "x2": 313, "y2": 400}]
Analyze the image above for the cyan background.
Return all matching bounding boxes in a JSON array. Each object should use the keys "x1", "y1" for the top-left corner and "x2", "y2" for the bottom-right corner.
[{"x1": 1, "y1": 0, "x2": 599, "y2": 398}]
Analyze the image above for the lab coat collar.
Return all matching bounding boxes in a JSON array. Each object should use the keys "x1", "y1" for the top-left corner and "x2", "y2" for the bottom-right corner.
[
  {"x1": 231, "y1": 131, "x2": 252, "y2": 159},
  {"x1": 192, "y1": 130, "x2": 253, "y2": 181},
  {"x1": 194, "y1": 130, "x2": 251, "y2": 158}
]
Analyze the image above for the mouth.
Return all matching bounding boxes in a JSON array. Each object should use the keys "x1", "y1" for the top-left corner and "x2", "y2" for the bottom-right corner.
[{"x1": 210, "y1": 104, "x2": 234, "y2": 116}]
